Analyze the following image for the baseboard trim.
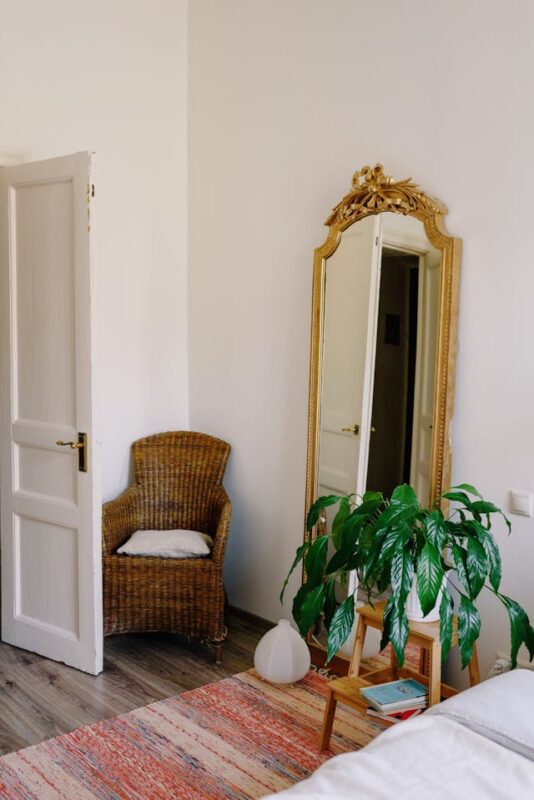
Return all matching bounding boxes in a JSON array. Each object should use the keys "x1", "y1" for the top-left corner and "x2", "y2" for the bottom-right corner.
[{"x1": 227, "y1": 605, "x2": 274, "y2": 628}]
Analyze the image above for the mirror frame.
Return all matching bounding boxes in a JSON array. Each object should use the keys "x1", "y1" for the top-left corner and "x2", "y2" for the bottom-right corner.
[{"x1": 305, "y1": 164, "x2": 462, "y2": 537}]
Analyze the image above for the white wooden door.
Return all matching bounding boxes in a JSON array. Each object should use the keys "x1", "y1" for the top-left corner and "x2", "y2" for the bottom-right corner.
[
  {"x1": 0, "y1": 152, "x2": 102, "y2": 674},
  {"x1": 318, "y1": 215, "x2": 382, "y2": 499}
]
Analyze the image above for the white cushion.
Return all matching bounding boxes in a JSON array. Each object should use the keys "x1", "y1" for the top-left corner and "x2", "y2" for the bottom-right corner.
[{"x1": 116, "y1": 529, "x2": 213, "y2": 558}]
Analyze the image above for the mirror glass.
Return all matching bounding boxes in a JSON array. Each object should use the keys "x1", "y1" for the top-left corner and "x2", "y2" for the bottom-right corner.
[
  {"x1": 318, "y1": 212, "x2": 442, "y2": 513},
  {"x1": 312, "y1": 211, "x2": 442, "y2": 654}
]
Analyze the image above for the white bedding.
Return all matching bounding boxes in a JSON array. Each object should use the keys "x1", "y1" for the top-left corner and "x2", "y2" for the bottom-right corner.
[{"x1": 265, "y1": 670, "x2": 534, "y2": 799}]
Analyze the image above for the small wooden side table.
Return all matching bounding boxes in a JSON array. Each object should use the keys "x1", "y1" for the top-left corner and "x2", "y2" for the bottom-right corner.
[{"x1": 319, "y1": 599, "x2": 480, "y2": 751}]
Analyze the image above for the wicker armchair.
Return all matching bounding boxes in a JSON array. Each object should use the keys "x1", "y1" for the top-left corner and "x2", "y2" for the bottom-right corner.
[{"x1": 102, "y1": 431, "x2": 231, "y2": 662}]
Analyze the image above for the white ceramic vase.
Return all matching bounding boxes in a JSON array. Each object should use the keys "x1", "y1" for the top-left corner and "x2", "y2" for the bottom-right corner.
[
  {"x1": 405, "y1": 576, "x2": 445, "y2": 622},
  {"x1": 254, "y1": 619, "x2": 311, "y2": 684}
]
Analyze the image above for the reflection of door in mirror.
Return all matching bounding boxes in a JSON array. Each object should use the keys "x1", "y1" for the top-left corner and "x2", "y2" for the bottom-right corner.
[
  {"x1": 317, "y1": 212, "x2": 441, "y2": 511},
  {"x1": 367, "y1": 215, "x2": 441, "y2": 502},
  {"x1": 318, "y1": 215, "x2": 381, "y2": 503}
]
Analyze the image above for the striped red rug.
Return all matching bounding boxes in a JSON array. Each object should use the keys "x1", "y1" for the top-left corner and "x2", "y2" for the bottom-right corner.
[{"x1": 0, "y1": 668, "x2": 385, "y2": 799}]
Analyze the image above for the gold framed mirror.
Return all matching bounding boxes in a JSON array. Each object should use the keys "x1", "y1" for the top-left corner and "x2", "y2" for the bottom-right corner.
[{"x1": 304, "y1": 165, "x2": 461, "y2": 666}]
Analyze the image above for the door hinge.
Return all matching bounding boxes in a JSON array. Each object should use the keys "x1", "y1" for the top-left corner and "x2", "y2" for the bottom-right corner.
[{"x1": 91, "y1": 184, "x2": 95, "y2": 197}]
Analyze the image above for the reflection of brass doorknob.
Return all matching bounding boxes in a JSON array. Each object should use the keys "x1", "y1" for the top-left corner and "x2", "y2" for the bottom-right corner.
[
  {"x1": 370, "y1": 426, "x2": 376, "y2": 433},
  {"x1": 341, "y1": 424, "x2": 360, "y2": 435}
]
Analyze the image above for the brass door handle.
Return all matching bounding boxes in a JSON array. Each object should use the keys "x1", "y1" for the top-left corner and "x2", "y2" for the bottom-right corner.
[
  {"x1": 341, "y1": 424, "x2": 360, "y2": 435},
  {"x1": 56, "y1": 433, "x2": 88, "y2": 472}
]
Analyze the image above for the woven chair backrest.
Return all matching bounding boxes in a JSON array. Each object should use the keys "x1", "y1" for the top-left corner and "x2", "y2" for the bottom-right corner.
[{"x1": 132, "y1": 431, "x2": 231, "y2": 531}]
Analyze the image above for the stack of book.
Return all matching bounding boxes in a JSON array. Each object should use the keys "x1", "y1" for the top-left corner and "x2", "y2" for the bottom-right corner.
[{"x1": 360, "y1": 678, "x2": 428, "y2": 724}]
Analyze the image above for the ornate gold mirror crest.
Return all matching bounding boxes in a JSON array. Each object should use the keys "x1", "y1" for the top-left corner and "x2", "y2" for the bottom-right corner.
[{"x1": 304, "y1": 162, "x2": 461, "y2": 576}]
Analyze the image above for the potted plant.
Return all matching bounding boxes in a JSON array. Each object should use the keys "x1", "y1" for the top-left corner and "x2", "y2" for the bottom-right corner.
[{"x1": 281, "y1": 484, "x2": 534, "y2": 669}]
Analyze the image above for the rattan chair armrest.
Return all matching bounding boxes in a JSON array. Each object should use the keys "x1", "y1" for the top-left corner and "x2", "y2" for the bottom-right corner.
[
  {"x1": 210, "y1": 486, "x2": 232, "y2": 567},
  {"x1": 102, "y1": 485, "x2": 142, "y2": 555}
]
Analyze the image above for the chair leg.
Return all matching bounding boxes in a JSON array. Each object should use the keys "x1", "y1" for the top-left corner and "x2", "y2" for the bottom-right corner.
[{"x1": 214, "y1": 640, "x2": 224, "y2": 665}]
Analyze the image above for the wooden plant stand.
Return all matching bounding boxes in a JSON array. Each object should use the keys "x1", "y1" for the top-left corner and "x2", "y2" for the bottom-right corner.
[{"x1": 319, "y1": 600, "x2": 480, "y2": 751}]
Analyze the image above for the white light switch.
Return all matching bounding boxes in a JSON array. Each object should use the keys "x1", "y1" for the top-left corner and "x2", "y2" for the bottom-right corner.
[{"x1": 510, "y1": 490, "x2": 533, "y2": 517}]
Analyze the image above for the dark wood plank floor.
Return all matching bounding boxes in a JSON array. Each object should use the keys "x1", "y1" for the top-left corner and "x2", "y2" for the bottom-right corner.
[{"x1": 0, "y1": 608, "x2": 270, "y2": 756}]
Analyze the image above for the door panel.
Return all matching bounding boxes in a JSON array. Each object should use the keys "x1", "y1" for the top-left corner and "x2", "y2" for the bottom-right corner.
[
  {"x1": 318, "y1": 214, "x2": 381, "y2": 498},
  {"x1": 15, "y1": 178, "x2": 77, "y2": 426},
  {"x1": 0, "y1": 153, "x2": 102, "y2": 674},
  {"x1": 17, "y1": 443, "x2": 77, "y2": 504}
]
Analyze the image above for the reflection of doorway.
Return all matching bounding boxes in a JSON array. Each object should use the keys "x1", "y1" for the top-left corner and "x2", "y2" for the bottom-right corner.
[{"x1": 367, "y1": 249, "x2": 419, "y2": 496}]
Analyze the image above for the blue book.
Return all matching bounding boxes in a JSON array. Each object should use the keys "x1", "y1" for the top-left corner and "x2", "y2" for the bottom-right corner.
[{"x1": 360, "y1": 679, "x2": 428, "y2": 711}]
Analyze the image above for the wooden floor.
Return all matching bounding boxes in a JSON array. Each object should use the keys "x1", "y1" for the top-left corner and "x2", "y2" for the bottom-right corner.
[{"x1": 0, "y1": 608, "x2": 270, "y2": 756}]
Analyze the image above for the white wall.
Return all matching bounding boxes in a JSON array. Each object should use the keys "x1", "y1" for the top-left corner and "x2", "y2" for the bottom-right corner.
[
  {"x1": 0, "y1": 0, "x2": 189, "y2": 500},
  {"x1": 188, "y1": 0, "x2": 534, "y2": 677}
]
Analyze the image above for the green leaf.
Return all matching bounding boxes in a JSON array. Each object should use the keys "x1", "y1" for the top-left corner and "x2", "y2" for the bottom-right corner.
[
  {"x1": 362, "y1": 490, "x2": 384, "y2": 504},
  {"x1": 380, "y1": 597, "x2": 394, "y2": 651},
  {"x1": 376, "y1": 523, "x2": 411, "y2": 567},
  {"x1": 466, "y1": 536, "x2": 488, "y2": 598},
  {"x1": 326, "y1": 595, "x2": 355, "y2": 663},
  {"x1": 451, "y1": 483, "x2": 482, "y2": 498},
  {"x1": 391, "y1": 484, "x2": 419, "y2": 507},
  {"x1": 304, "y1": 536, "x2": 328, "y2": 587},
  {"x1": 445, "y1": 519, "x2": 466, "y2": 540},
  {"x1": 469, "y1": 501, "x2": 511, "y2": 533},
  {"x1": 469, "y1": 500, "x2": 499, "y2": 514},
  {"x1": 376, "y1": 563, "x2": 392, "y2": 594},
  {"x1": 358, "y1": 524, "x2": 375, "y2": 554},
  {"x1": 501, "y1": 595, "x2": 530, "y2": 669},
  {"x1": 416, "y1": 542, "x2": 444, "y2": 615},
  {"x1": 439, "y1": 589, "x2": 454, "y2": 661},
  {"x1": 442, "y1": 491, "x2": 472, "y2": 506},
  {"x1": 374, "y1": 503, "x2": 415, "y2": 532},
  {"x1": 362, "y1": 528, "x2": 387, "y2": 577},
  {"x1": 451, "y1": 542, "x2": 470, "y2": 594},
  {"x1": 477, "y1": 531, "x2": 501, "y2": 592},
  {"x1": 389, "y1": 603, "x2": 409, "y2": 667},
  {"x1": 280, "y1": 542, "x2": 309, "y2": 604},
  {"x1": 524, "y1": 625, "x2": 534, "y2": 662},
  {"x1": 425, "y1": 510, "x2": 447, "y2": 552},
  {"x1": 338, "y1": 512, "x2": 366, "y2": 551},
  {"x1": 323, "y1": 580, "x2": 337, "y2": 631},
  {"x1": 306, "y1": 495, "x2": 342, "y2": 530},
  {"x1": 390, "y1": 548, "x2": 414, "y2": 611},
  {"x1": 297, "y1": 584, "x2": 325, "y2": 637},
  {"x1": 353, "y1": 497, "x2": 385, "y2": 518},
  {"x1": 331, "y1": 497, "x2": 351, "y2": 550},
  {"x1": 325, "y1": 514, "x2": 365, "y2": 574},
  {"x1": 291, "y1": 583, "x2": 308, "y2": 629},
  {"x1": 458, "y1": 596, "x2": 481, "y2": 669},
  {"x1": 325, "y1": 547, "x2": 351, "y2": 576}
]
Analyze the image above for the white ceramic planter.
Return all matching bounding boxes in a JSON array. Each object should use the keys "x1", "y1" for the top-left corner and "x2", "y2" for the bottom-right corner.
[
  {"x1": 405, "y1": 576, "x2": 445, "y2": 622},
  {"x1": 254, "y1": 619, "x2": 311, "y2": 684}
]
